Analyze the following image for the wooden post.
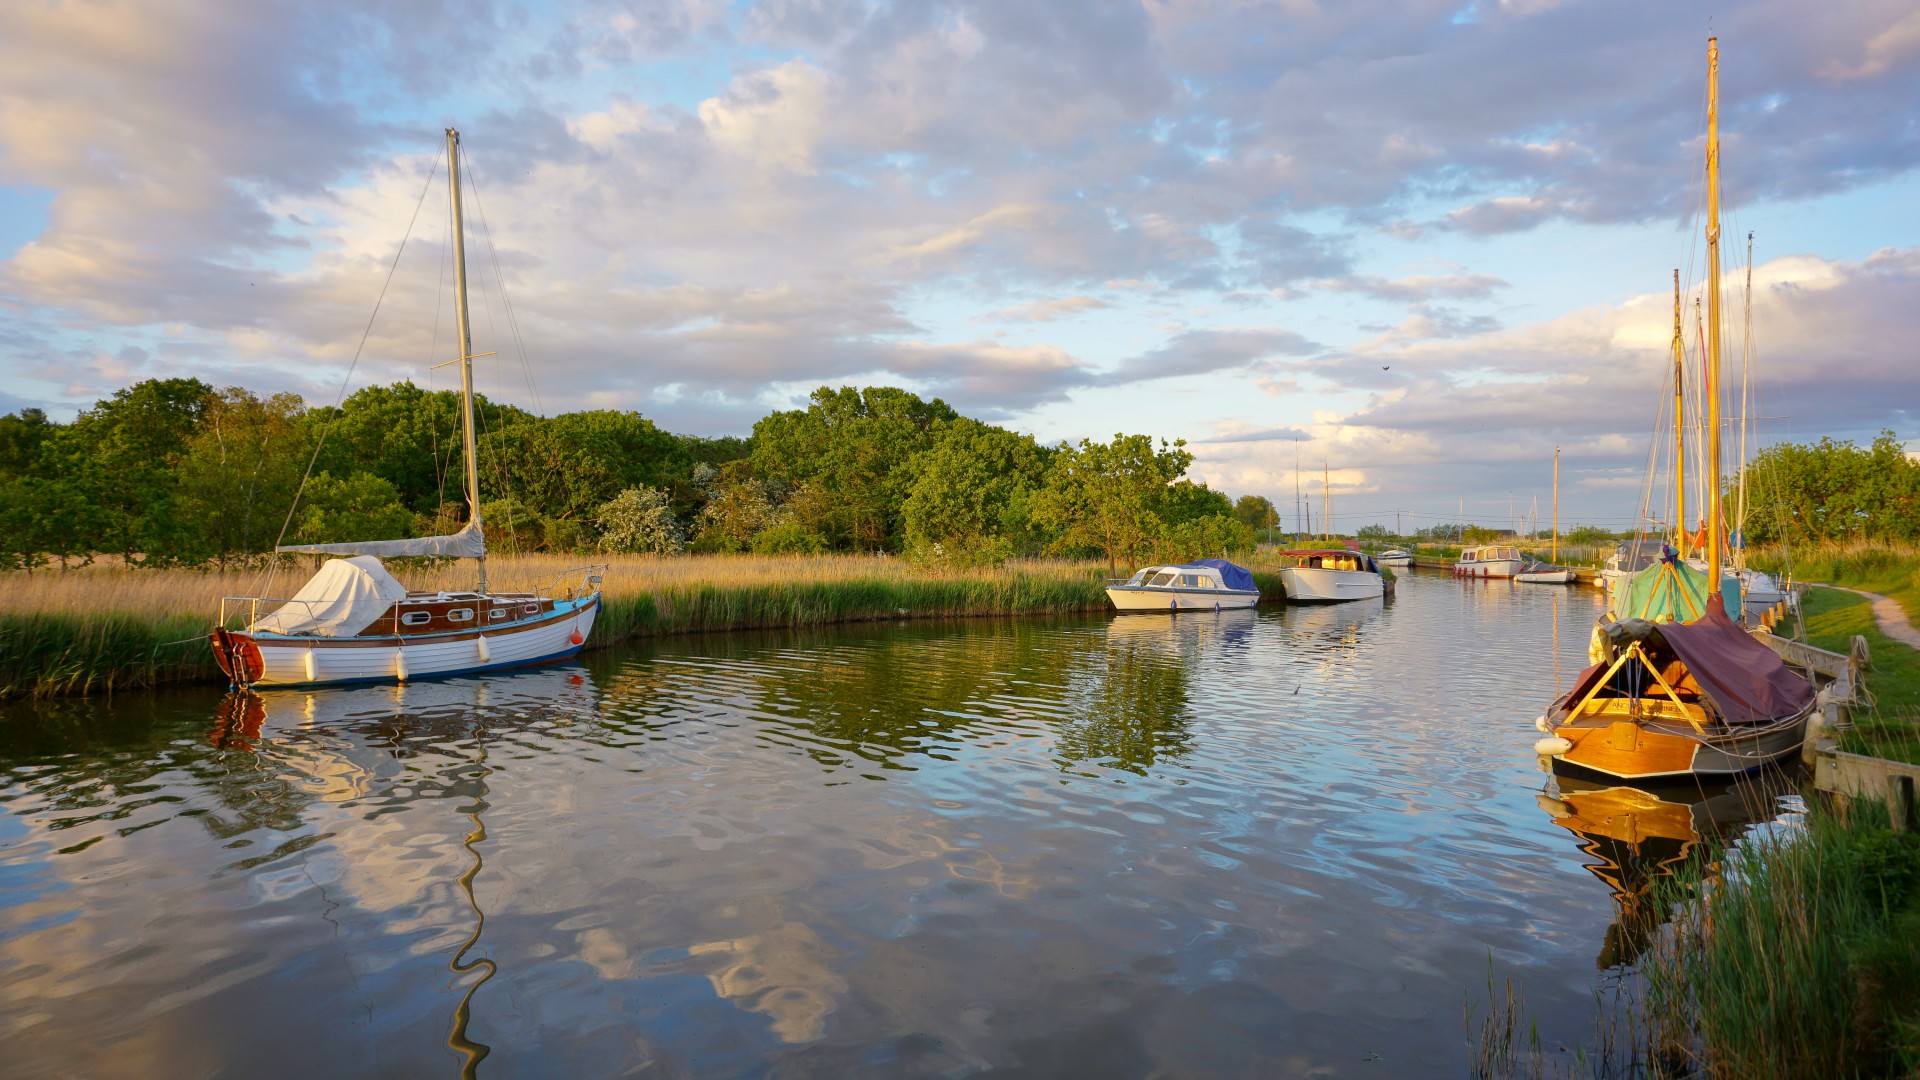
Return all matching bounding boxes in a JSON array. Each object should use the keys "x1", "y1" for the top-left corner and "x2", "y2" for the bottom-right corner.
[{"x1": 1893, "y1": 775, "x2": 1915, "y2": 834}]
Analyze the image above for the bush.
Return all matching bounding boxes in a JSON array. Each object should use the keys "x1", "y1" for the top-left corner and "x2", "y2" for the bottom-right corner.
[
  {"x1": 751, "y1": 521, "x2": 828, "y2": 555},
  {"x1": 595, "y1": 487, "x2": 685, "y2": 555}
]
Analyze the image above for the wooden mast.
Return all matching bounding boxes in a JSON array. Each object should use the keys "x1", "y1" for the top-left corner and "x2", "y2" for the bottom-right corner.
[
  {"x1": 1322, "y1": 462, "x2": 1330, "y2": 542},
  {"x1": 1703, "y1": 37, "x2": 1724, "y2": 603},
  {"x1": 1737, "y1": 231, "x2": 1754, "y2": 571},
  {"x1": 446, "y1": 128, "x2": 487, "y2": 594},
  {"x1": 1552, "y1": 446, "x2": 1560, "y2": 564},
  {"x1": 1671, "y1": 268, "x2": 1686, "y2": 558}
]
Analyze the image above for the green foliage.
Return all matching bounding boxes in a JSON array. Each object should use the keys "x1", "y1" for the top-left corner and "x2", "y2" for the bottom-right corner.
[
  {"x1": 901, "y1": 418, "x2": 1051, "y2": 557},
  {"x1": 1233, "y1": 495, "x2": 1279, "y2": 532},
  {"x1": 1356, "y1": 523, "x2": 1392, "y2": 540},
  {"x1": 595, "y1": 487, "x2": 685, "y2": 555},
  {"x1": 1563, "y1": 524, "x2": 1617, "y2": 546},
  {"x1": 1158, "y1": 513, "x2": 1255, "y2": 562},
  {"x1": 1034, "y1": 433, "x2": 1193, "y2": 569},
  {"x1": 1740, "y1": 431, "x2": 1920, "y2": 546},
  {"x1": 290, "y1": 472, "x2": 414, "y2": 545},
  {"x1": 751, "y1": 386, "x2": 957, "y2": 551},
  {"x1": 173, "y1": 388, "x2": 311, "y2": 565},
  {"x1": 752, "y1": 521, "x2": 829, "y2": 555},
  {"x1": 691, "y1": 462, "x2": 782, "y2": 552}
]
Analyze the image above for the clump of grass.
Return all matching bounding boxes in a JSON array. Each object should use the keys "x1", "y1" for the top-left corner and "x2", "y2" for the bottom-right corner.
[{"x1": 1751, "y1": 540, "x2": 1920, "y2": 624}]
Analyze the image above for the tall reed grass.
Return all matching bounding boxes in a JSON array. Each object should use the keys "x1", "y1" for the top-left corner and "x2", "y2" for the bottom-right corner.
[
  {"x1": 1472, "y1": 796, "x2": 1920, "y2": 1079},
  {"x1": 1751, "y1": 539, "x2": 1920, "y2": 622},
  {"x1": 0, "y1": 554, "x2": 1120, "y2": 698}
]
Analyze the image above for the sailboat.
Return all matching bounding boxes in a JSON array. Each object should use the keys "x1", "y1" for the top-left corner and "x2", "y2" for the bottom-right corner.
[
  {"x1": 1535, "y1": 40, "x2": 1815, "y2": 783},
  {"x1": 1516, "y1": 446, "x2": 1576, "y2": 584},
  {"x1": 210, "y1": 130, "x2": 604, "y2": 689}
]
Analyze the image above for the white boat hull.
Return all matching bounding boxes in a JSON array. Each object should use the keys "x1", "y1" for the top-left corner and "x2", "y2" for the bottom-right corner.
[
  {"x1": 1279, "y1": 566, "x2": 1384, "y2": 603},
  {"x1": 1106, "y1": 586, "x2": 1259, "y2": 612},
  {"x1": 223, "y1": 596, "x2": 600, "y2": 687},
  {"x1": 1516, "y1": 569, "x2": 1576, "y2": 584},
  {"x1": 1454, "y1": 558, "x2": 1524, "y2": 578}
]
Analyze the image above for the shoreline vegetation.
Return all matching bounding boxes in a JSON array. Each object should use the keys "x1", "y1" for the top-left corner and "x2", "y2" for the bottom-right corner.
[{"x1": 0, "y1": 554, "x2": 1297, "y2": 700}]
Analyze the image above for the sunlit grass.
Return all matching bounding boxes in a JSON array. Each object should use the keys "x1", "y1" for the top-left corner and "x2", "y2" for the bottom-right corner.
[{"x1": 0, "y1": 554, "x2": 1118, "y2": 698}]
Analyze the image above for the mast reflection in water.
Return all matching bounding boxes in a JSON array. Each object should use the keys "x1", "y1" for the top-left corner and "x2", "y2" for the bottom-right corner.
[{"x1": 3, "y1": 572, "x2": 1809, "y2": 1077}]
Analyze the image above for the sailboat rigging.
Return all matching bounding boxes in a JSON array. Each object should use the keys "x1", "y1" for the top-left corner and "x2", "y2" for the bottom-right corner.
[
  {"x1": 210, "y1": 129, "x2": 604, "y2": 689},
  {"x1": 1534, "y1": 38, "x2": 1815, "y2": 783}
]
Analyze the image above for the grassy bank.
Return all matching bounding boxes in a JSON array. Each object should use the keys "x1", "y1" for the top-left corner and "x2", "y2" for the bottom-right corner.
[
  {"x1": 1753, "y1": 540, "x2": 1920, "y2": 624},
  {"x1": 0, "y1": 554, "x2": 1145, "y2": 699},
  {"x1": 1793, "y1": 585, "x2": 1920, "y2": 763},
  {"x1": 1475, "y1": 799, "x2": 1920, "y2": 1079}
]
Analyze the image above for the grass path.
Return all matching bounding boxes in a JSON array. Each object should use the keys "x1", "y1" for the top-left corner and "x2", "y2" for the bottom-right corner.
[{"x1": 1825, "y1": 586, "x2": 1920, "y2": 651}]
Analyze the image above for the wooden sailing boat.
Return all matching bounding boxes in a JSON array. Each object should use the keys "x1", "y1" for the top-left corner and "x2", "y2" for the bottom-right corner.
[
  {"x1": 1535, "y1": 40, "x2": 1815, "y2": 783},
  {"x1": 210, "y1": 130, "x2": 604, "y2": 688}
]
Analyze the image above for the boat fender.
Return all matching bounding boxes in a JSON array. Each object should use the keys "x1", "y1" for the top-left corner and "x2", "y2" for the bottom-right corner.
[
  {"x1": 304, "y1": 648, "x2": 318, "y2": 684},
  {"x1": 1534, "y1": 736, "x2": 1572, "y2": 757},
  {"x1": 1533, "y1": 715, "x2": 1552, "y2": 733},
  {"x1": 394, "y1": 648, "x2": 409, "y2": 682},
  {"x1": 476, "y1": 635, "x2": 491, "y2": 664},
  {"x1": 569, "y1": 627, "x2": 584, "y2": 646},
  {"x1": 1169, "y1": 599, "x2": 1176, "y2": 611}
]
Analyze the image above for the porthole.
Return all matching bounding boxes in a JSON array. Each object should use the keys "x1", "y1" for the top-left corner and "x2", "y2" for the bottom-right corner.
[
  {"x1": 523, "y1": 604, "x2": 540, "y2": 615},
  {"x1": 447, "y1": 608, "x2": 474, "y2": 623},
  {"x1": 400, "y1": 611, "x2": 432, "y2": 626},
  {"x1": 489, "y1": 609, "x2": 508, "y2": 621}
]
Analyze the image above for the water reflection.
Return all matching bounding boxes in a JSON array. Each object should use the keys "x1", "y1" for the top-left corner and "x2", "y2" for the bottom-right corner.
[
  {"x1": 4, "y1": 575, "x2": 1668, "y2": 1078},
  {"x1": 1539, "y1": 773, "x2": 1798, "y2": 968}
]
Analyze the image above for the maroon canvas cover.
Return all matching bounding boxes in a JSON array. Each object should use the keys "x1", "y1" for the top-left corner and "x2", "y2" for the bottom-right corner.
[{"x1": 1657, "y1": 602, "x2": 1815, "y2": 724}]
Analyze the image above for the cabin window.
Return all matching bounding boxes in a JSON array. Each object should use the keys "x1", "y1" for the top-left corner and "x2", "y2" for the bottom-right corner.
[
  {"x1": 400, "y1": 611, "x2": 431, "y2": 626},
  {"x1": 523, "y1": 604, "x2": 540, "y2": 615},
  {"x1": 448, "y1": 608, "x2": 474, "y2": 623},
  {"x1": 1148, "y1": 573, "x2": 1175, "y2": 587},
  {"x1": 1177, "y1": 574, "x2": 1198, "y2": 587},
  {"x1": 1126, "y1": 570, "x2": 1150, "y2": 586},
  {"x1": 489, "y1": 609, "x2": 508, "y2": 621}
]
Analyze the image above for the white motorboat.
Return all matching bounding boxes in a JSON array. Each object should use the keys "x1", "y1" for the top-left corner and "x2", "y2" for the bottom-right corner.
[
  {"x1": 210, "y1": 130, "x2": 604, "y2": 689},
  {"x1": 1375, "y1": 548, "x2": 1413, "y2": 567},
  {"x1": 1106, "y1": 559, "x2": 1261, "y2": 612},
  {"x1": 1277, "y1": 549, "x2": 1386, "y2": 603},
  {"x1": 1454, "y1": 545, "x2": 1525, "y2": 578}
]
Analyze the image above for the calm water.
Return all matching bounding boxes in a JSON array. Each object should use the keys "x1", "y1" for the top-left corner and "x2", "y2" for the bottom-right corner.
[{"x1": 0, "y1": 571, "x2": 1799, "y2": 1078}]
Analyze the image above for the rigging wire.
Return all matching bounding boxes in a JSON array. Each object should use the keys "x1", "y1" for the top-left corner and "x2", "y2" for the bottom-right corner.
[{"x1": 258, "y1": 144, "x2": 445, "y2": 597}]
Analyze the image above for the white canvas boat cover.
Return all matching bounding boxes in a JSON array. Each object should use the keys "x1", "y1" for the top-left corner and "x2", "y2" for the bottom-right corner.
[
  {"x1": 277, "y1": 517, "x2": 485, "y2": 559},
  {"x1": 250, "y1": 555, "x2": 410, "y2": 637}
]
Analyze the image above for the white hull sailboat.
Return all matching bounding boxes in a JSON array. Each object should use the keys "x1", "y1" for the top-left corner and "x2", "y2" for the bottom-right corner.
[{"x1": 212, "y1": 129, "x2": 603, "y2": 689}]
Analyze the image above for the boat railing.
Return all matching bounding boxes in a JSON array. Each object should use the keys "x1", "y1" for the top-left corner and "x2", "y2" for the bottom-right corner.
[
  {"x1": 218, "y1": 595, "x2": 323, "y2": 631},
  {"x1": 530, "y1": 563, "x2": 608, "y2": 601}
]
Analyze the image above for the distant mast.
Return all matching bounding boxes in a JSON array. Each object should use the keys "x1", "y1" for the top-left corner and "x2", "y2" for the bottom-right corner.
[
  {"x1": 1552, "y1": 446, "x2": 1560, "y2": 565},
  {"x1": 447, "y1": 128, "x2": 487, "y2": 595},
  {"x1": 1704, "y1": 38, "x2": 1724, "y2": 600}
]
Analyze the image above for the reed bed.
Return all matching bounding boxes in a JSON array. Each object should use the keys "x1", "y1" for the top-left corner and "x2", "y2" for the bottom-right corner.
[
  {"x1": 0, "y1": 554, "x2": 1120, "y2": 699},
  {"x1": 1752, "y1": 539, "x2": 1920, "y2": 622}
]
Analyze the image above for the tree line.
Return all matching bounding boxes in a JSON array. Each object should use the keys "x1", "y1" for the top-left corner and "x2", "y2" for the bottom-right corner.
[
  {"x1": 0, "y1": 379, "x2": 1281, "y2": 571},
  {"x1": 1736, "y1": 431, "x2": 1920, "y2": 546}
]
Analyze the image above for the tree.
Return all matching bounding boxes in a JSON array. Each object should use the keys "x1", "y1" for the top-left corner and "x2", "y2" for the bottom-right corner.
[
  {"x1": 1233, "y1": 495, "x2": 1279, "y2": 532},
  {"x1": 1356, "y1": 523, "x2": 1392, "y2": 540},
  {"x1": 51, "y1": 377, "x2": 215, "y2": 562},
  {"x1": 752, "y1": 386, "x2": 958, "y2": 551},
  {"x1": 901, "y1": 418, "x2": 1051, "y2": 564},
  {"x1": 289, "y1": 472, "x2": 415, "y2": 545},
  {"x1": 596, "y1": 487, "x2": 685, "y2": 554},
  {"x1": 1034, "y1": 434, "x2": 1194, "y2": 570},
  {"x1": 691, "y1": 461, "x2": 782, "y2": 553},
  {"x1": 1738, "y1": 431, "x2": 1920, "y2": 545},
  {"x1": 173, "y1": 388, "x2": 311, "y2": 565}
]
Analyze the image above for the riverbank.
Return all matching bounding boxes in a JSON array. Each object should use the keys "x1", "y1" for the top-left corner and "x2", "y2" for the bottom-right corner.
[
  {"x1": 1, "y1": 555, "x2": 1303, "y2": 699},
  {"x1": 0, "y1": 555, "x2": 1136, "y2": 698}
]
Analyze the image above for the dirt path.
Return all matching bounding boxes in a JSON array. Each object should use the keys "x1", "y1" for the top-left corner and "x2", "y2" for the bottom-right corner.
[{"x1": 1824, "y1": 586, "x2": 1920, "y2": 651}]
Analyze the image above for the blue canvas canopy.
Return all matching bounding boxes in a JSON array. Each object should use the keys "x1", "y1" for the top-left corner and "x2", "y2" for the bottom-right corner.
[{"x1": 1180, "y1": 559, "x2": 1257, "y2": 592}]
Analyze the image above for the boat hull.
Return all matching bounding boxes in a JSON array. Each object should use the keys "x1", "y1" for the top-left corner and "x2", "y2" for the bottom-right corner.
[
  {"x1": 1516, "y1": 569, "x2": 1576, "y2": 584},
  {"x1": 1453, "y1": 558, "x2": 1524, "y2": 578},
  {"x1": 1279, "y1": 566, "x2": 1384, "y2": 603},
  {"x1": 1545, "y1": 709, "x2": 1812, "y2": 783},
  {"x1": 1106, "y1": 585, "x2": 1259, "y2": 612},
  {"x1": 214, "y1": 595, "x2": 601, "y2": 688}
]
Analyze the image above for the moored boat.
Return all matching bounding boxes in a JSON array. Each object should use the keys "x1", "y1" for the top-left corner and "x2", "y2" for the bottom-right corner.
[
  {"x1": 1277, "y1": 548, "x2": 1386, "y2": 603},
  {"x1": 1536, "y1": 38, "x2": 1814, "y2": 784},
  {"x1": 1106, "y1": 559, "x2": 1260, "y2": 612},
  {"x1": 1375, "y1": 548, "x2": 1413, "y2": 566},
  {"x1": 210, "y1": 130, "x2": 603, "y2": 689},
  {"x1": 1454, "y1": 545, "x2": 1524, "y2": 578},
  {"x1": 1515, "y1": 558, "x2": 1576, "y2": 584}
]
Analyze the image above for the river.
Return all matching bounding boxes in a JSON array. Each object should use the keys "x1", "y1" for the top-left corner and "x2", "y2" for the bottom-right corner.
[{"x1": 0, "y1": 569, "x2": 1799, "y2": 1078}]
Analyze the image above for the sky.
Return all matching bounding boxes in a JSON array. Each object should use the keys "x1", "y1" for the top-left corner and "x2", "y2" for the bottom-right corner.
[{"x1": 1, "y1": 0, "x2": 1916, "y2": 533}]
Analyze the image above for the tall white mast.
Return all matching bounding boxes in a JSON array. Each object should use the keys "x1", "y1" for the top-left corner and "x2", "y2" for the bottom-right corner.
[{"x1": 447, "y1": 128, "x2": 487, "y2": 594}]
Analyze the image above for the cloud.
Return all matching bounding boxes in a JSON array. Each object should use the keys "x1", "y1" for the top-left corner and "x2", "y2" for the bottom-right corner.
[
  {"x1": 1198, "y1": 425, "x2": 1314, "y2": 444},
  {"x1": 975, "y1": 295, "x2": 1109, "y2": 323},
  {"x1": 1102, "y1": 328, "x2": 1323, "y2": 385},
  {"x1": 1314, "y1": 272, "x2": 1509, "y2": 302}
]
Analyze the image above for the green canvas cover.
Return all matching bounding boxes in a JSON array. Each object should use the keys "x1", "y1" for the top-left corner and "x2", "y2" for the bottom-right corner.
[{"x1": 1610, "y1": 556, "x2": 1742, "y2": 623}]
